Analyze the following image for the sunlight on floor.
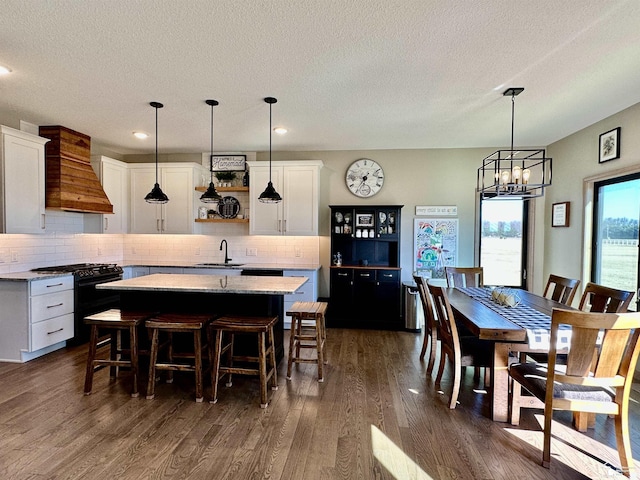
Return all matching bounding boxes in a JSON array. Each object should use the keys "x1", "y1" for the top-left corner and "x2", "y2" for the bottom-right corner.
[
  {"x1": 371, "y1": 425, "x2": 433, "y2": 480},
  {"x1": 503, "y1": 414, "x2": 636, "y2": 479}
]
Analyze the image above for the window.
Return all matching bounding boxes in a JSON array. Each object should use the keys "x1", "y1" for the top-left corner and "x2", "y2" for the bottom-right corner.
[
  {"x1": 592, "y1": 173, "x2": 640, "y2": 311},
  {"x1": 479, "y1": 199, "x2": 527, "y2": 287}
]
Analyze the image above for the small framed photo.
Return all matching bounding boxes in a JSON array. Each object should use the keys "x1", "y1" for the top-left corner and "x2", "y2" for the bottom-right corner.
[
  {"x1": 552, "y1": 202, "x2": 570, "y2": 227},
  {"x1": 355, "y1": 213, "x2": 374, "y2": 227},
  {"x1": 599, "y1": 127, "x2": 620, "y2": 163}
]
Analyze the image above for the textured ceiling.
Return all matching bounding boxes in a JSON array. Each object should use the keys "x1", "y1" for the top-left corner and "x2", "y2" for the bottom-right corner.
[{"x1": 1, "y1": 0, "x2": 640, "y2": 155}]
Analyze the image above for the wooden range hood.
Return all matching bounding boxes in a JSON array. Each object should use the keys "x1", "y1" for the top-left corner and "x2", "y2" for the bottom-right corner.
[{"x1": 39, "y1": 125, "x2": 113, "y2": 214}]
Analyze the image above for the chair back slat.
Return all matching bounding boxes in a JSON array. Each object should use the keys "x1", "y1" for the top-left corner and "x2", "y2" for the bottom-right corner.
[
  {"x1": 413, "y1": 275, "x2": 438, "y2": 334},
  {"x1": 445, "y1": 267, "x2": 483, "y2": 288},
  {"x1": 427, "y1": 284, "x2": 458, "y2": 349}
]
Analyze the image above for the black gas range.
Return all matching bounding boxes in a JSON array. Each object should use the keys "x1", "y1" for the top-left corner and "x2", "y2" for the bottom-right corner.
[{"x1": 31, "y1": 263, "x2": 123, "y2": 344}]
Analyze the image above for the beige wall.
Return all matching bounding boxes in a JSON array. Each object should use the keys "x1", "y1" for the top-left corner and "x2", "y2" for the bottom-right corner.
[
  {"x1": 266, "y1": 148, "x2": 498, "y2": 295},
  {"x1": 545, "y1": 102, "x2": 640, "y2": 299}
]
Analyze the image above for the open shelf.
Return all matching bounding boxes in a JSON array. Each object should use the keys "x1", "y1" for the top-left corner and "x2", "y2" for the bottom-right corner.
[
  {"x1": 195, "y1": 186, "x2": 249, "y2": 193},
  {"x1": 195, "y1": 218, "x2": 249, "y2": 223}
]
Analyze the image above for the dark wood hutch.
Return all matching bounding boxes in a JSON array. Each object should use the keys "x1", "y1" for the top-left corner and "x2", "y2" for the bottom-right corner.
[{"x1": 328, "y1": 205, "x2": 403, "y2": 329}]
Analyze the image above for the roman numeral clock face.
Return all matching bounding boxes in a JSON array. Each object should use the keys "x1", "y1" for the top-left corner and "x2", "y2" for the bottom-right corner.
[{"x1": 346, "y1": 158, "x2": 384, "y2": 197}]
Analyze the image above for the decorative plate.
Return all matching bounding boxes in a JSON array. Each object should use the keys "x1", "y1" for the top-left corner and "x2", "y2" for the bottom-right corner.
[{"x1": 218, "y1": 196, "x2": 240, "y2": 219}]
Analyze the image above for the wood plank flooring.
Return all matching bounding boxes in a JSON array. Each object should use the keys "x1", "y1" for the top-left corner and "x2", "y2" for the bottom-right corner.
[{"x1": 1, "y1": 328, "x2": 639, "y2": 479}]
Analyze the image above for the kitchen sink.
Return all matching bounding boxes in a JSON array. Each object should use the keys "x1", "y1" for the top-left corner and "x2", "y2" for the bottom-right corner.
[{"x1": 194, "y1": 263, "x2": 244, "y2": 267}]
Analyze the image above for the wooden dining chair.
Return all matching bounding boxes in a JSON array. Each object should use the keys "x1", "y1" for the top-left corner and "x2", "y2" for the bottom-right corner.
[
  {"x1": 543, "y1": 274, "x2": 580, "y2": 306},
  {"x1": 512, "y1": 281, "x2": 635, "y2": 430},
  {"x1": 428, "y1": 284, "x2": 493, "y2": 409},
  {"x1": 509, "y1": 308, "x2": 640, "y2": 477},
  {"x1": 444, "y1": 266, "x2": 483, "y2": 288},
  {"x1": 578, "y1": 282, "x2": 634, "y2": 313},
  {"x1": 413, "y1": 274, "x2": 438, "y2": 375}
]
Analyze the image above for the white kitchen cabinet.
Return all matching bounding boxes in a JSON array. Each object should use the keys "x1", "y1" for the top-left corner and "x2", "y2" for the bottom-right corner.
[
  {"x1": 188, "y1": 268, "x2": 242, "y2": 276},
  {"x1": 85, "y1": 156, "x2": 129, "y2": 233},
  {"x1": 248, "y1": 161, "x2": 322, "y2": 236},
  {"x1": 283, "y1": 269, "x2": 318, "y2": 327},
  {"x1": 0, "y1": 275, "x2": 74, "y2": 362},
  {"x1": 0, "y1": 125, "x2": 49, "y2": 233},
  {"x1": 129, "y1": 162, "x2": 204, "y2": 234},
  {"x1": 122, "y1": 266, "x2": 150, "y2": 279}
]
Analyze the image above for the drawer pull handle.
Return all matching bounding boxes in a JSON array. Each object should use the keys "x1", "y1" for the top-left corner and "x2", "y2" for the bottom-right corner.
[
  {"x1": 360, "y1": 273, "x2": 371, "y2": 277},
  {"x1": 382, "y1": 274, "x2": 393, "y2": 278},
  {"x1": 47, "y1": 328, "x2": 64, "y2": 335},
  {"x1": 46, "y1": 283, "x2": 64, "y2": 288},
  {"x1": 338, "y1": 273, "x2": 348, "y2": 277},
  {"x1": 46, "y1": 303, "x2": 64, "y2": 309}
]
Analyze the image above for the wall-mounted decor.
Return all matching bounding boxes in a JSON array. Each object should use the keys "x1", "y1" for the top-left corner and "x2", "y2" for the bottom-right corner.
[
  {"x1": 552, "y1": 201, "x2": 570, "y2": 227},
  {"x1": 599, "y1": 127, "x2": 620, "y2": 163},
  {"x1": 414, "y1": 218, "x2": 458, "y2": 279},
  {"x1": 415, "y1": 205, "x2": 457, "y2": 216},
  {"x1": 210, "y1": 155, "x2": 246, "y2": 171}
]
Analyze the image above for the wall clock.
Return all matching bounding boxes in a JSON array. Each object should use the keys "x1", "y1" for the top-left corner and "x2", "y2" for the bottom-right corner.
[{"x1": 346, "y1": 158, "x2": 384, "y2": 197}]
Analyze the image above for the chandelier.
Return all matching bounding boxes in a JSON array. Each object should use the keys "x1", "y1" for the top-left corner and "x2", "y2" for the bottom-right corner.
[{"x1": 476, "y1": 88, "x2": 552, "y2": 200}]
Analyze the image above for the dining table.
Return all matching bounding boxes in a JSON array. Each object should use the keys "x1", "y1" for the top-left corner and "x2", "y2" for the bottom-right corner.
[{"x1": 445, "y1": 286, "x2": 575, "y2": 422}]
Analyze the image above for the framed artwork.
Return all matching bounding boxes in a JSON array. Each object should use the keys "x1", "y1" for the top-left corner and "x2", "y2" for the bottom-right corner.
[
  {"x1": 355, "y1": 213, "x2": 374, "y2": 227},
  {"x1": 599, "y1": 127, "x2": 620, "y2": 163},
  {"x1": 414, "y1": 218, "x2": 458, "y2": 279},
  {"x1": 552, "y1": 201, "x2": 570, "y2": 227}
]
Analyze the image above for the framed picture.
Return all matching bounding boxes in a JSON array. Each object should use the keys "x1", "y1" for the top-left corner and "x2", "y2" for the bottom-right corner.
[
  {"x1": 599, "y1": 127, "x2": 620, "y2": 163},
  {"x1": 209, "y1": 155, "x2": 246, "y2": 171},
  {"x1": 355, "y1": 213, "x2": 374, "y2": 227},
  {"x1": 552, "y1": 201, "x2": 570, "y2": 227}
]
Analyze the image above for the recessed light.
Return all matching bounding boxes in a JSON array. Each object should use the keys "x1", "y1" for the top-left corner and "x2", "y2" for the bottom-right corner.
[
  {"x1": 273, "y1": 127, "x2": 288, "y2": 135},
  {"x1": 133, "y1": 131, "x2": 149, "y2": 139},
  {"x1": 0, "y1": 65, "x2": 12, "y2": 76}
]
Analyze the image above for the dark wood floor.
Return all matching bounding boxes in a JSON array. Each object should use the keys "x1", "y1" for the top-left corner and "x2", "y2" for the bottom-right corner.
[{"x1": 0, "y1": 328, "x2": 638, "y2": 479}]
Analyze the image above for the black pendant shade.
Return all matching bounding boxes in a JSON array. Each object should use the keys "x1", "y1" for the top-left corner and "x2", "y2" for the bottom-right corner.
[
  {"x1": 145, "y1": 101, "x2": 169, "y2": 204},
  {"x1": 258, "y1": 96, "x2": 282, "y2": 203},
  {"x1": 200, "y1": 99, "x2": 222, "y2": 203}
]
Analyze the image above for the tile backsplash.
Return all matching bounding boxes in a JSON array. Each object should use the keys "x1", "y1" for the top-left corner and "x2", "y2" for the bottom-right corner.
[{"x1": 0, "y1": 210, "x2": 319, "y2": 274}]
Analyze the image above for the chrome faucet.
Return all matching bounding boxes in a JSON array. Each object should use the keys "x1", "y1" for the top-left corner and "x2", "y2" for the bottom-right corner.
[{"x1": 220, "y1": 239, "x2": 232, "y2": 264}]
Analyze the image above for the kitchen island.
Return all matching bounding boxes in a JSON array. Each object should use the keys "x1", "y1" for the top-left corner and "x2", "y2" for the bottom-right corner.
[{"x1": 98, "y1": 273, "x2": 308, "y2": 361}]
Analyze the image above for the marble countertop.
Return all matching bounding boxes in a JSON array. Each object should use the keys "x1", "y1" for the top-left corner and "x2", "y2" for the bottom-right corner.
[
  {"x1": 0, "y1": 271, "x2": 73, "y2": 282},
  {"x1": 97, "y1": 273, "x2": 308, "y2": 295},
  {"x1": 123, "y1": 262, "x2": 321, "y2": 271}
]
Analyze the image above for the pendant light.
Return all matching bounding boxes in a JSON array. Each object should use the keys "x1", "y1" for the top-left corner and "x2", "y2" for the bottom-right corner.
[
  {"x1": 200, "y1": 99, "x2": 222, "y2": 203},
  {"x1": 258, "y1": 97, "x2": 282, "y2": 203},
  {"x1": 476, "y1": 88, "x2": 552, "y2": 200},
  {"x1": 144, "y1": 101, "x2": 169, "y2": 204}
]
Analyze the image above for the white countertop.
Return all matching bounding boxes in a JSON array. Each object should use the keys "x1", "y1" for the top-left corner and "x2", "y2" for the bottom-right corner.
[
  {"x1": 0, "y1": 272, "x2": 73, "y2": 282},
  {"x1": 123, "y1": 262, "x2": 321, "y2": 271},
  {"x1": 97, "y1": 273, "x2": 308, "y2": 295}
]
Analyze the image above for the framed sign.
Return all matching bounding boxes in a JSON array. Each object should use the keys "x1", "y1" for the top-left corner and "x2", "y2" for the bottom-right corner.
[
  {"x1": 552, "y1": 202, "x2": 570, "y2": 227},
  {"x1": 210, "y1": 155, "x2": 246, "y2": 171},
  {"x1": 599, "y1": 127, "x2": 620, "y2": 163},
  {"x1": 355, "y1": 213, "x2": 374, "y2": 227}
]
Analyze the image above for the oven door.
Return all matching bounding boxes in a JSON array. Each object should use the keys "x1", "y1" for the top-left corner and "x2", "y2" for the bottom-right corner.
[{"x1": 71, "y1": 274, "x2": 122, "y2": 345}]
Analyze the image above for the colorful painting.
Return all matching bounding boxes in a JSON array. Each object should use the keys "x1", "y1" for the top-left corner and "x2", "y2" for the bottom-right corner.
[{"x1": 414, "y1": 218, "x2": 458, "y2": 278}]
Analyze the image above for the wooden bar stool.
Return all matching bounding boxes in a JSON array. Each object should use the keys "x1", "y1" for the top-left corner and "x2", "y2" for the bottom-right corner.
[
  {"x1": 209, "y1": 315, "x2": 278, "y2": 408},
  {"x1": 83, "y1": 309, "x2": 155, "y2": 398},
  {"x1": 286, "y1": 301, "x2": 328, "y2": 382},
  {"x1": 145, "y1": 313, "x2": 215, "y2": 402}
]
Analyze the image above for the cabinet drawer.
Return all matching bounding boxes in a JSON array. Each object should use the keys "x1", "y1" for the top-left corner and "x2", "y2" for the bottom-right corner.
[
  {"x1": 284, "y1": 278, "x2": 314, "y2": 302},
  {"x1": 31, "y1": 289, "x2": 74, "y2": 323},
  {"x1": 31, "y1": 276, "x2": 73, "y2": 296},
  {"x1": 31, "y1": 313, "x2": 74, "y2": 351},
  {"x1": 377, "y1": 270, "x2": 399, "y2": 284}
]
